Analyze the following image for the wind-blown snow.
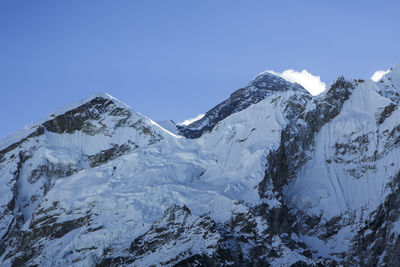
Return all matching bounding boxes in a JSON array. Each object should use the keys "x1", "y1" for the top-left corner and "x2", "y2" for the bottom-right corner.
[{"x1": 179, "y1": 113, "x2": 205, "y2": 126}]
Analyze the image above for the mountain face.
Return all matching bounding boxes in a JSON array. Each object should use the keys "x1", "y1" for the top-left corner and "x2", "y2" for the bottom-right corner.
[{"x1": 1, "y1": 65, "x2": 400, "y2": 266}]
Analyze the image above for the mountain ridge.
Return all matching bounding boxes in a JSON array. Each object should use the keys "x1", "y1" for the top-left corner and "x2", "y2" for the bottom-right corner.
[{"x1": 1, "y1": 64, "x2": 400, "y2": 266}]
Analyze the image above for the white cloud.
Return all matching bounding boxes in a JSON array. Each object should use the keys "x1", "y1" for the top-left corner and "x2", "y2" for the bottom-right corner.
[
  {"x1": 179, "y1": 114, "x2": 205, "y2": 126},
  {"x1": 268, "y1": 69, "x2": 326, "y2": 95},
  {"x1": 371, "y1": 69, "x2": 390, "y2": 82}
]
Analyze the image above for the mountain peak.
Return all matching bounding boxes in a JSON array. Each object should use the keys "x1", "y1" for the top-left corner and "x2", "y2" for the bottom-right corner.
[
  {"x1": 247, "y1": 71, "x2": 307, "y2": 93},
  {"x1": 86, "y1": 92, "x2": 114, "y2": 100},
  {"x1": 178, "y1": 70, "x2": 310, "y2": 138},
  {"x1": 374, "y1": 63, "x2": 400, "y2": 104},
  {"x1": 0, "y1": 93, "x2": 130, "y2": 151},
  {"x1": 52, "y1": 92, "x2": 130, "y2": 116}
]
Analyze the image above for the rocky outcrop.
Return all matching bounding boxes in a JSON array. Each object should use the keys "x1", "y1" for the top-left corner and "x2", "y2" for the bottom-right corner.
[
  {"x1": 2, "y1": 201, "x2": 92, "y2": 267},
  {"x1": 99, "y1": 205, "x2": 329, "y2": 266},
  {"x1": 99, "y1": 205, "x2": 232, "y2": 266}
]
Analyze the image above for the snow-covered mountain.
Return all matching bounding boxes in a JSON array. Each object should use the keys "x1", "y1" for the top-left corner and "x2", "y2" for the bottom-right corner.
[{"x1": 1, "y1": 64, "x2": 400, "y2": 266}]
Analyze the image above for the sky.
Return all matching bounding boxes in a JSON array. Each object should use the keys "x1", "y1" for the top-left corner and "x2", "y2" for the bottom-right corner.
[{"x1": 1, "y1": 1, "x2": 400, "y2": 139}]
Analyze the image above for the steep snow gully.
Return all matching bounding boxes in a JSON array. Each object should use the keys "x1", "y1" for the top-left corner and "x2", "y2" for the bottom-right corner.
[{"x1": 1, "y1": 63, "x2": 400, "y2": 266}]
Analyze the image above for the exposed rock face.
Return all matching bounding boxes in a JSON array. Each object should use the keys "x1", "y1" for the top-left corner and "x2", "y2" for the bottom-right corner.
[
  {"x1": 42, "y1": 97, "x2": 117, "y2": 135},
  {"x1": 4, "y1": 201, "x2": 91, "y2": 267},
  {"x1": 260, "y1": 76, "x2": 355, "y2": 197},
  {"x1": 88, "y1": 143, "x2": 133, "y2": 167},
  {"x1": 1, "y1": 66, "x2": 400, "y2": 266},
  {"x1": 351, "y1": 171, "x2": 400, "y2": 266}
]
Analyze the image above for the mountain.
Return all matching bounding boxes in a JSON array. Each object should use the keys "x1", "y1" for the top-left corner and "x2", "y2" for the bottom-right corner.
[{"x1": 1, "y1": 64, "x2": 400, "y2": 266}]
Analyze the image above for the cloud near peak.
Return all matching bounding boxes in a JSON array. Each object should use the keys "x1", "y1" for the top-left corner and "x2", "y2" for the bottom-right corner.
[
  {"x1": 267, "y1": 69, "x2": 326, "y2": 95},
  {"x1": 371, "y1": 69, "x2": 390, "y2": 82}
]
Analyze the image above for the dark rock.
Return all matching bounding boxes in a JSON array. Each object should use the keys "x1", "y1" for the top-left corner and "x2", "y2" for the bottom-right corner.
[
  {"x1": 88, "y1": 143, "x2": 133, "y2": 167},
  {"x1": 42, "y1": 97, "x2": 114, "y2": 135},
  {"x1": 377, "y1": 103, "x2": 397, "y2": 125}
]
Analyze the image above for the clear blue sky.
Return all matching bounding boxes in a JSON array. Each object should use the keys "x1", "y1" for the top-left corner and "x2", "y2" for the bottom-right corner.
[{"x1": 1, "y1": 1, "x2": 399, "y2": 138}]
